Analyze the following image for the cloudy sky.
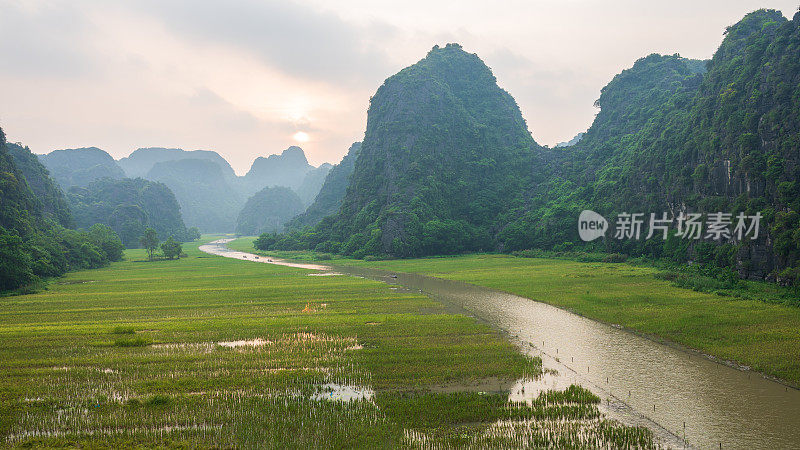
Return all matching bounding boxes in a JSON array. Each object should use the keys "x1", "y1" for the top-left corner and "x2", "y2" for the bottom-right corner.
[{"x1": 1, "y1": 1, "x2": 797, "y2": 173}]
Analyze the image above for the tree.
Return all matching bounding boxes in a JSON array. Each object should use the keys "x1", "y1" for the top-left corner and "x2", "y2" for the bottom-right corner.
[
  {"x1": 87, "y1": 223, "x2": 125, "y2": 261},
  {"x1": 187, "y1": 227, "x2": 201, "y2": 241},
  {"x1": 0, "y1": 228, "x2": 34, "y2": 291},
  {"x1": 160, "y1": 236, "x2": 182, "y2": 260},
  {"x1": 778, "y1": 267, "x2": 800, "y2": 293},
  {"x1": 139, "y1": 228, "x2": 159, "y2": 261}
]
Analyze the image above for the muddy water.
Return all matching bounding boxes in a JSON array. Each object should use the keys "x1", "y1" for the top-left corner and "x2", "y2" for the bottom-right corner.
[{"x1": 200, "y1": 240, "x2": 800, "y2": 449}]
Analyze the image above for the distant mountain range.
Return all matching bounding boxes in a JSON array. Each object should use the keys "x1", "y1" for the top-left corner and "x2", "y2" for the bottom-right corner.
[
  {"x1": 39, "y1": 147, "x2": 126, "y2": 188},
  {"x1": 555, "y1": 132, "x2": 584, "y2": 148},
  {"x1": 119, "y1": 147, "x2": 238, "y2": 180},
  {"x1": 34, "y1": 143, "x2": 341, "y2": 233}
]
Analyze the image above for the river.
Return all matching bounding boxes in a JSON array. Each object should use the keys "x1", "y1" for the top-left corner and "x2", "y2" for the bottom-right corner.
[{"x1": 200, "y1": 238, "x2": 800, "y2": 449}]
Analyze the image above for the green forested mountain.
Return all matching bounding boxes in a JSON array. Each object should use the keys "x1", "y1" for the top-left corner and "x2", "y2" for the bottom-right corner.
[
  {"x1": 235, "y1": 186, "x2": 305, "y2": 235},
  {"x1": 267, "y1": 44, "x2": 543, "y2": 256},
  {"x1": 0, "y1": 133, "x2": 41, "y2": 240},
  {"x1": 261, "y1": 10, "x2": 800, "y2": 284},
  {"x1": 286, "y1": 142, "x2": 362, "y2": 229},
  {"x1": 68, "y1": 177, "x2": 189, "y2": 248},
  {"x1": 242, "y1": 146, "x2": 314, "y2": 194},
  {"x1": 296, "y1": 163, "x2": 333, "y2": 206},
  {"x1": 6, "y1": 143, "x2": 73, "y2": 228},
  {"x1": 145, "y1": 158, "x2": 243, "y2": 233},
  {"x1": 496, "y1": 52, "x2": 709, "y2": 252},
  {"x1": 500, "y1": 9, "x2": 800, "y2": 283},
  {"x1": 118, "y1": 147, "x2": 237, "y2": 180},
  {"x1": 0, "y1": 129, "x2": 123, "y2": 292},
  {"x1": 39, "y1": 147, "x2": 125, "y2": 189}
]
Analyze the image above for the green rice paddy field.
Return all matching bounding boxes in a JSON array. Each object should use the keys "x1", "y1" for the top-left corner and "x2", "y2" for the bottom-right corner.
[
  {"x1": 0, "y1": 237, "x2": 652, "y2": 448},
  {"x1": 229, "y1": 237, "x2": 800, "y2": 387}
]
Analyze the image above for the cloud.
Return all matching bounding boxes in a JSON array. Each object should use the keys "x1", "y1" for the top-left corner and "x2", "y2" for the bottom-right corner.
[
  {"x1": 130, "y1": 0, "x2": 397, "y2": 86},
  {"x1": 482, "y1": 48, "x2": 598, "y2": 142},
  {"x1": 0, "y1": 1, "x2": 99, "y2": 78},
  {"x1": 187, "y1": 87, "x2": 261, "y2": 132}
]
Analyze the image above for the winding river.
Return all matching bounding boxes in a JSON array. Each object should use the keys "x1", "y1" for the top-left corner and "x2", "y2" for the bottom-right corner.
[{"x1": 200, "y1": 238, "x2": 800, "y2": 449}]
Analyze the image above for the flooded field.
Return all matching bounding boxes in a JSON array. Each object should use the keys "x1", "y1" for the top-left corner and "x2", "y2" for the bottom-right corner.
[
  {"x1": 2, "y1": 240, "x2": 655, "y2": 447},
  {"x1": 208, "y1": 240, "x2": 800, "y2": 449}
]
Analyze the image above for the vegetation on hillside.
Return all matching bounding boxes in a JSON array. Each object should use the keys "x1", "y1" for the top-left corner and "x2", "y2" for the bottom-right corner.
[
  {"x1": 6, "y1": 142, "x2": 73, "y2": 228},
  {"x1": 0, "y1": 128, "x2": 124, "y2": 292},
  {"x1": 114, "y1": 146, "x2": 329, "y2": 232},
  {"x1": 118, "y1": 147, "x2": 238, "y2": 179},
  {"x1": 504, "y1": 9, "x2": 800, "y2": 284},
  {"x1": 68, "y1": 177, "x2": 190, "y2": 248},
  {"x1": 295, "y1": 163, "x2": 333, "y2": 205},
  {"x1": 242, "y1": 146, "x2": 313, "y2": 193}
]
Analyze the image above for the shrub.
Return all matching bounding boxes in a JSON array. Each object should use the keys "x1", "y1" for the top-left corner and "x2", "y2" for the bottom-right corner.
[
  {"x1": 111, "y1": 326, "x2": 135, "y2": 335},
  {"x1": 145, "y1": 394, "x2": 170, "y2": 406},
  {"x1": 602, "y1": 253, "x2": 627, "y2": 263},
  {"x1": 113, "y1": 336, "x2": 150, "y2": 347}
]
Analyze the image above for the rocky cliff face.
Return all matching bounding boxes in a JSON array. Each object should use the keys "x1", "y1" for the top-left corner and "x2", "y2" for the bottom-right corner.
[{"x1": 679, "y1": 9, "x2": 800, "y2": 280}]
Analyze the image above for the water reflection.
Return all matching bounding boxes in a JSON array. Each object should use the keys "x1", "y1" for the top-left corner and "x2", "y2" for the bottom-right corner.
[
  {"x1": 350, "y1": 269, "x2": 800, "y2": 450},
  {"x1": 311, "y1": 383, "x2": 374, "y2": 402}
]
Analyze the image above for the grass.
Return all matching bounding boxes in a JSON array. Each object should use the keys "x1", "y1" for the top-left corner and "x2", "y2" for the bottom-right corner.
[
  {"x1": 228, "y1": 236, "x2": 800, "y2": 385},
  {"x1": 0, "y1": 236, "x2": 652, "y2": 447},
  {"x1": 111, "y1": 326, "x2": 136, "y2": 335}
]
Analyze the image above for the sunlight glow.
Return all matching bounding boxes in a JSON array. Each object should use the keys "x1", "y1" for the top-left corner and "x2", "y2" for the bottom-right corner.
[{"x1": 293, "y1": 131, "x2": 310, "y2": 143}]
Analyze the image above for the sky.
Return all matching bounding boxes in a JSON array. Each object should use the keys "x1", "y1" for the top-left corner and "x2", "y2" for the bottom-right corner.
[{"x1": 1, "y1": 1, "x2": 798, "y2": 174}]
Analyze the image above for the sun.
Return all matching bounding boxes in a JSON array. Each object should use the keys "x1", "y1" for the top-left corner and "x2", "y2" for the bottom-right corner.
[{"x1": 292, "y1": 131, "x2": 310, "y2": 143}]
